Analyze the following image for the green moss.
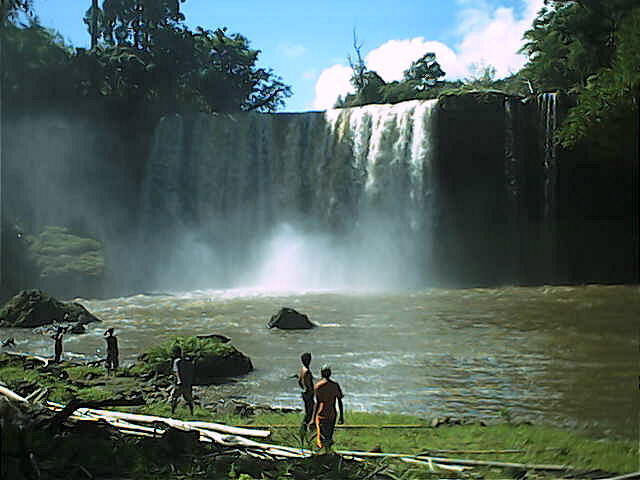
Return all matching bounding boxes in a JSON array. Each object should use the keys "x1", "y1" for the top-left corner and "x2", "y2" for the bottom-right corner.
[
  {"x1": 138, "y1": 335, "x2": 236, "y2": 375},
  {"x1": 25, "y1": 226, "x2": 104, "y2": 278}
]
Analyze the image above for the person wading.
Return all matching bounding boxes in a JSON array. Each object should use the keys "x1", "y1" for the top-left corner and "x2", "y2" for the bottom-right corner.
[
  {"x1": 104, "y1": 328, "x2": 119, "y2": 375},
  {"x1": 170, "y1": 346, "x2": 195, "y2": 415},
  {"x1": 298, "y1": 352, "x2": 314, "y2": 431},
  {"x1": 52, "y1": 326, "x2": 64, "y2": 363},
  {"x1": 310, "y1": 365, "x2": 344, "y2": 452}
]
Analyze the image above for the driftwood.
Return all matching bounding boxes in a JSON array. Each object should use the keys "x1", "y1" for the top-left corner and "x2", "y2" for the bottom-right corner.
[
  {"x1": 0, "y1": 384, "x2": 30, "y2": 403},
  {"x1": 47, "y1": 402, "x2": 271, "y2": 438},
  {"x1": 5, "y1": 351, "x2": 50, "y2": 368},
  {"x1": 46, "y1": 397, "x2": 145, "y2": 430}
]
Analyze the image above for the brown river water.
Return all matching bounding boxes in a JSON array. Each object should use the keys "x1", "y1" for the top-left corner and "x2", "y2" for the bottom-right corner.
[{"x1": 5, "y1": 284, "x2": 638, "y2": 439}]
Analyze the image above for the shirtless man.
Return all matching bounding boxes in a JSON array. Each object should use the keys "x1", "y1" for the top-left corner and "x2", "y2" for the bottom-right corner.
[
  {"x1": 311, "y1": 365, "x2": 344, "y2": 451},
  {"x1": 298, "y1": 352, "x2": 314, "y2": 430}
]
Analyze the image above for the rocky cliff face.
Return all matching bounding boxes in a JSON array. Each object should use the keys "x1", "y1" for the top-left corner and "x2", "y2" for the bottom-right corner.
[{"x1": 3, "y1": 93, "x2": 637, "y2": 296}]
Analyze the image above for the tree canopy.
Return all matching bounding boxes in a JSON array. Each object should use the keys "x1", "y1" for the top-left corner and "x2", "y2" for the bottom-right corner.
[
  {"x1": 2, "y1": 0, "x2": 292, "y2": 115},
  {"x1": 337, "y1": 1, "x2": 638, "y2": 149},
  {"x1": 520, "y1": 0, "x2": 639, "y2": 146}
]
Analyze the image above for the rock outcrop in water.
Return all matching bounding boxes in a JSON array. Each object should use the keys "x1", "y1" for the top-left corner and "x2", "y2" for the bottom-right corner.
[
  {"x1": 0, "y1": 289, "x2": 101, "y2": 329},
  {"x1": 138, "y1": 335, "x2": 253, "y2": 384},
  {"x1": 267, "y1": 307, "x2": 315, "y2": 330}
]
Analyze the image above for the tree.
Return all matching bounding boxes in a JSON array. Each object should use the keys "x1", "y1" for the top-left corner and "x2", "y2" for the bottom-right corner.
[
  {"x1": 403, "y1": 52, "x2": 445, "y2": 90},
  {"x1": 464, "y1": 62, "x2": 496, "y2": 89},
  {"x1": 520, "y1": 0, "x2": 639, "y2": 146},
  {"x1": 557, "y1": 6, "x2": 640, "y2": 147},
  {"x1": 1, "y1": 0, "x2": 34, "y2": 24}
]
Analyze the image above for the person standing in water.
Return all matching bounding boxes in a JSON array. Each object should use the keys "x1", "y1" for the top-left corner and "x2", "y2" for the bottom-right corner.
[
  {"x1": 52, "y1": 326, "x2": 64, "y2": 363},
  {"x1": 298, "y1": 352, "x2": 314, "y2": 430},
  {"x1": 104, "y1": 328, "x2": 119, "y2": 375},
  {"x1": 311, "y1": 365, "x2": 344, "y2": 452}
]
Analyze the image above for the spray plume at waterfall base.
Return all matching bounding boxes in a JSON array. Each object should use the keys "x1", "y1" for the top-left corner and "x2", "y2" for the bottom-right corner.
[{"x1": 143, "y1": 101, "x2": 436, "y2": 292}]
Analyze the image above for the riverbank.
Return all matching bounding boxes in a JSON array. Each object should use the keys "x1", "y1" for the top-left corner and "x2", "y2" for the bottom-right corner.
[{"x1": 1, "y1": 353, "x2": 637, "y2": 479}]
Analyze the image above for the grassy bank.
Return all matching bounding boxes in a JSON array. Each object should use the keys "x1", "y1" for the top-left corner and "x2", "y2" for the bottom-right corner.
[{"x1": 1, "y1": 353, "x2": 637, "y2": 479}]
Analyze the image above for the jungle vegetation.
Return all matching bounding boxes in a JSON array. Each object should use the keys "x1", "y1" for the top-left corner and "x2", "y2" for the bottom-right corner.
[
  {"x1": 338, "y1": 0, "x2": 639, "y2": 148},
  {"x1": 1, "y1": 0, "x2": 292, "y2": 118}
]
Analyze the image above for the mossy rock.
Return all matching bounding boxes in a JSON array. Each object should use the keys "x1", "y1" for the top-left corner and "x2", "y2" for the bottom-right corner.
[
  {"x1": 25, "y1": 226, "x2": 104, "y2": 279},
  {"x1": 0, "y1": 289, "x2": 101, "y2": 328},
  {"x1": 138, "y1": 335, "x2": 253, "y2": 385}
]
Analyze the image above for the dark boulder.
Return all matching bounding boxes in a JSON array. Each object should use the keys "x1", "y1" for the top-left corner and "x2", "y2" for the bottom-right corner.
[
  {"x1": 0, "y1": 289, "x2": 101, "y2": 328},
  {"x1": 267, "y1": 307, "x2": 314, "y2": 330}
]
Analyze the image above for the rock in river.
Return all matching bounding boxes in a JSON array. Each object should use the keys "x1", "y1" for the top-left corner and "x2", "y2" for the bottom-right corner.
[
  {"x1": 267, "y1": 307, "x2": 315, "y2": 330},
  {"x1": 0, "y1": 289, "x2": 101, "y2": 328},
  {"x1": 138, "y1": 335, "x2": 253, "y2": 385}
]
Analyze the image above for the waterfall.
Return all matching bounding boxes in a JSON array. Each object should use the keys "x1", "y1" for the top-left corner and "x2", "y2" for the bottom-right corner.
[
  {"x1": 538, "y1": 93, "x2": 558, "y2": 280},
  {"x1": 141, "y1": 100, "x2": 437, "y2": 290}
]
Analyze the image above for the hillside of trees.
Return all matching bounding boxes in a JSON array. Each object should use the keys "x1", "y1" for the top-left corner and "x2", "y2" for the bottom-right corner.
[
  {"x1": 338, "y1": 0, "x2": 639, "y2": 149},
  {"x1": 2, "y1": 0, "x2": 292, "y2": 119}
]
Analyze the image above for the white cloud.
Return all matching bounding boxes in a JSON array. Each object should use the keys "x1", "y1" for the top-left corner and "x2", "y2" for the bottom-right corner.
[
  {"x1": 311, "y1": 0, "x2": 545, "y2": 109},
  {"x1": 365, "y1": 38, "x2": 460, "y2": 81},
  {"x1": 312, "y1": 64, "x2": 353, "y2": 110},
  {"x1": 454, "y1": 0, "x2": 545, "y2": 78}
]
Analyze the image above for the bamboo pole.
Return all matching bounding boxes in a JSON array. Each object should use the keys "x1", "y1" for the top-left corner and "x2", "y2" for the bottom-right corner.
[
  {"x1": 5, "y1": 351, "x2": 49, "y2": 367},
  {"x1": 401, "y1": 457, "x2": 470, "y2": 472},
  {"x1": 0, "y1": 385, "x2": 30, "y2": 403},
  {"x1": 46, "y1": 401, "x2": 270, "y2": 438},
  {"x1": 336, "y1": 450, "x2": 571, "y2": 471},
  {"x1": 237, "y1": 424, "x2": 431, "y2": 429},
  {"x1": 46, "y1": 401, "x2": 308, "y2": 458},
  {"x1": 593, "y1": 473, "x2": 640, "y2": 480}
]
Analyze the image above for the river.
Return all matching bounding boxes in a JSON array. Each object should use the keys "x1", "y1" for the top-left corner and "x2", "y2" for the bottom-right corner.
[{"x1": 6, "y1": 284, "x2": 638, "y2": 439}]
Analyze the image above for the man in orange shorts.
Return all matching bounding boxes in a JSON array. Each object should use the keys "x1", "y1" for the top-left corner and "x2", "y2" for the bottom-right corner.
[{"x1": 310, "y1": 365, "x2": 344, "y2": 451}]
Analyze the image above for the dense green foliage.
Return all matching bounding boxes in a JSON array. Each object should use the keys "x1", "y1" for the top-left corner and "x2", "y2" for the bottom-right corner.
[
  {"x1": 25, "y1": 226, "x2": 104, "y2": 278},
  {"x1": 338, "y1": 1, "x2": 638, "y2": 149},
  {"x1": 2, "y1": 0, "x2": 291, "y2": 115},
  {"x1": 138, "y1": 335, "x2": 235, "y2": 374}
]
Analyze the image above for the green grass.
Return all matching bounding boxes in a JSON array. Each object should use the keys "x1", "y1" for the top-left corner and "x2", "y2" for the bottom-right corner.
[{"x1": 1, "y1": 353, "x2": 637, "y2": 479}]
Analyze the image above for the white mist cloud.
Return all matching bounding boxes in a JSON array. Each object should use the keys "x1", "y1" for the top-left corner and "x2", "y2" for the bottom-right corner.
[{"x1": 312, "y1": 0, "x2": 545, "y2": 109}]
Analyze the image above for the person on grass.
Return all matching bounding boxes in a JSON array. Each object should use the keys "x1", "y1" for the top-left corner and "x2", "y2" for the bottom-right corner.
[
  {"x1": 104, "y1": 328, "x2": 119, "y2": 375},
  {"x1": 310, "y1": 364, "x2": 344, "y2": 452},
  {"x1": 170, "y1": 346, "x2": 195, "y2": 415},
  {"x1": 298, "y1": 352, "x2": 315, "y2": 431}
]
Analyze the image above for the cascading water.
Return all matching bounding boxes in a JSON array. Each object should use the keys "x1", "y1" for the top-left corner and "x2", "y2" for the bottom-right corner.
[
  {"x1": 538, "y1": 93, "x2": 558, "y2": 280},
  {"x1": 141, "y1": 100, "x2": 437, "y2": 291}
]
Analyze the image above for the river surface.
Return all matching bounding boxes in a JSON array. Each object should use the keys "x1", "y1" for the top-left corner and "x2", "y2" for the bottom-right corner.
[{"x1": 6, "y1": 285, "x2": 638, "y2": 439}]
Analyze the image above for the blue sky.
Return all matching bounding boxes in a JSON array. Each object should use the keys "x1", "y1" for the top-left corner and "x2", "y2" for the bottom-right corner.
[{"x1": 30, "y1": 0, "x2": 543, "y2": 112}]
